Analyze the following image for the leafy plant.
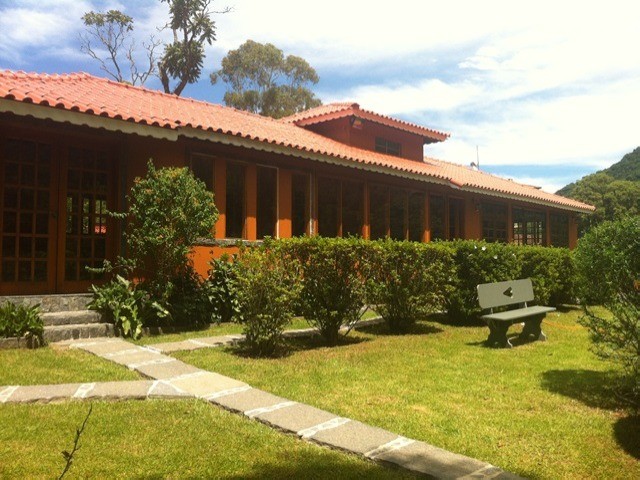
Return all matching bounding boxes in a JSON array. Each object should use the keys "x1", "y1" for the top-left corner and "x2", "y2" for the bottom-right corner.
[
  {"x1": 0, "y1": 302, "x2": 44, "y2": 347},
  {"x1": 206, "y1": 254, "x2": 240, "y2": 323},
  {"x1": 234, "y1": 245, "x2": 300, "y2": 356},
  {"x1": 366, "y1": 240, "x2": 453, "y2": 333},
  {"x1": 88, "y1": 275, "x2": 166, "y2": 339}
]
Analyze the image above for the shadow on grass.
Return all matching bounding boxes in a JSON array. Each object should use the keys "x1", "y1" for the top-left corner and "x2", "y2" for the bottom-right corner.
[
  {"x1": 614, "y1": 415, "x2": 640, "y2": 459},
  {"x1": 357, "y1": 320, "x2": 443, "y2": 337},
  {"x1": 227, "y1": 334, "x2": 370, "y2": 359},
  {"x1": 540, "y1": 369, "x2": 623, "y2": 410},
  {"x1": 218, "y1": 456, "x2": 419, "y2": 480}
]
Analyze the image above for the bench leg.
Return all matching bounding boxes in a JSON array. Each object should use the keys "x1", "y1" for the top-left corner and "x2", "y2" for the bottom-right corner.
[
  {"x1": 520, "y1": 315, "x2": 547, "y2": 342},
  {"x1": 486, "y1": 320, "x2": 512, "y2": 348}
]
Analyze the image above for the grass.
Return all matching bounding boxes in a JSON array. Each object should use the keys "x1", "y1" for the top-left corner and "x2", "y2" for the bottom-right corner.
[
  {"x1": 175, "y1": 309, "x2": 640, "y2": 479},
  {"x1": 0, "y1": 399, "x2": 415, "y2": 479},
  {"x1": 0, "y1": 347, "x2": 139, "y2": 386}
]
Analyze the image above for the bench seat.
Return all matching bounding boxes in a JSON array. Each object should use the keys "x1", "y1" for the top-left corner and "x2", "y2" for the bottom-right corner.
[{"x1": 481, "y1": 305, "x2": 555, "y2": 322}]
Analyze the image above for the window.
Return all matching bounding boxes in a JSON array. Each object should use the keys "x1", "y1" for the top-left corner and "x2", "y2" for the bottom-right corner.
[
  {"x1": 317, "y1": 176, "x2": 339, "y2": 237},
  {"x1": 513, "y1": 208, "x2": 545, "y2": 245},
  {"x1": 550, "y1": 213, "x2": 569, "y2": 247},
  {"x1": 449, "y1": 198, "x2": 465, "y2": 240},
  {"x1": 389, "y1": 188, "x2": 406, "y2": 240},
  {"x1": 257, "y1": 166, "x2": 277, "y2": 239},
  {"x1": 225, "y1": 163, "x2": 245, "y2": 238},
  {"x1": 342, "y1": 180, "x2": 364, "y2": 237},
  {"x1": 408, "y1": 192, "x2": 425, "y2": 242},
  {"x1": 375, "y1": 137, "x2": 401, "y2": 156},
  {"x1": 369, "y1": 185, "x2": 389, "y2": 239},
  {"x1": 481, "y1": 203, "x2": 507, "y2": 242},
  {"x1": 291, "y1": 173, "x2": 310, "y2": 236},
  {"x1": 430, "y1": 195, "x2": 445, "y2": 240},
  {"x1": 190, "y1": 153, "x2": 214, "y2": 191}
]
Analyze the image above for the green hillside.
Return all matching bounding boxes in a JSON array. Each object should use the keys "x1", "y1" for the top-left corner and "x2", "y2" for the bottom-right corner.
[{"x1": 556, "y1": 147, "x2": 640, "y2": 233}]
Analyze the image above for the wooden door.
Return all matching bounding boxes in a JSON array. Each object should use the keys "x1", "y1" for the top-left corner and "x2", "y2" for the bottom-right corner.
[
  {"x1": 0, "y1": 139, "x2": 58, "y2": 294},
  {"x1": 57, "y1": 147, "x2": 114, "y2": 293}
]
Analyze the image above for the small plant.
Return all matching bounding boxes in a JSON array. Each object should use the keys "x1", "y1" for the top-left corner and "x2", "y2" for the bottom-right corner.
[
  {"x1": 58, "y1": 405, "x2": 93, "y2": 480},
  {"x1": 88, "y1": 275, "x2": 166, "y2": 340},
  {"x1": 206, "y1": 255, "x2": 241, "y2": 323},
  {"x1": 0, "y1": 302, "x2": 44, "y2": 347},
  {"x1": 234, "y1": 246, "x2": 300, "y2": 356}
]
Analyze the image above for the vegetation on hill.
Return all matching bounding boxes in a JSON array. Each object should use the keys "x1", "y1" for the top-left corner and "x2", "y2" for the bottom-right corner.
[{"x1": 557, "y1": 147, "x2": 640, "y2": 233}]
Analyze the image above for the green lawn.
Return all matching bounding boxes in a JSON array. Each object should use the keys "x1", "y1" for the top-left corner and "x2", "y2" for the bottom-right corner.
[
  {"x1": 0, "y1": 347, "x2": 139, "y2": 386},
  {"x1": 0, "y1": 400, "x2": 414, "y2": 479},
  {"x1": 175, "y1": 309, "x2": 640, "y2": 479}
]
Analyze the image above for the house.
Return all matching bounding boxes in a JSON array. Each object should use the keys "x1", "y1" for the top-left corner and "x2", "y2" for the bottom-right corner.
[{"x1": 0, "y1": 70, "x2": 594, "y2": 295}]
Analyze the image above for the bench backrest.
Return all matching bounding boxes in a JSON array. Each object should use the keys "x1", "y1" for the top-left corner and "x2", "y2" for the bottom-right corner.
[{"x1": 477, "y1": 278, "x2": 534, "y2": 310}]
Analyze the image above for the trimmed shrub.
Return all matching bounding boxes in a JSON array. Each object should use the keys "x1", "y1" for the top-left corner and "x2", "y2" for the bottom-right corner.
[
  {"x1": 235, "y1": 245, "x2": 300, "y2": 356},
  {"x1": 446, "y1": 240, "x2": 520, "y2": 321},
  {"x1": 275, "y1": 236, "x2": 367, "y2": 345},
  {"x1": 0, "y1": 302, "x2": 44, "y2": 346},
  {"x1": 206, "y1": 255, "x2": 240, "y2": 323},
  {"x1": 366, "y1": 240, "x2": 453, "y2": 333},
  {"x1": 516, "y1": 245, "x2": 576, "y2": 306}
]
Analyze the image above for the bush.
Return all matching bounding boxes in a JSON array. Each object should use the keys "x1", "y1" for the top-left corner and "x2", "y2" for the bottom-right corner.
[
  {"x1": 575, "y1": 216, "x2": 640, "y2": 409},
  {"x1": 206, "y1": 255, "x2": 240, "y2": 323},
  {"x1": 366, "y1": 240, "x2": 453, "y2": 333},
  {"x1": 0, "y1": 302, "x2": 44, "y2": 346},
  {"x1": 574, "y1": 216, "x2": 640, "y2": 305},
  {"x1": 446, "y1": 240, "x2": 521, "y2": 321},
  {"x1": 276, "y1": 236, "x2": 367, "y2": 345},
  {"x1": 88, "y1": 275, "x2": 165, "y2": 339},
  {"x1": 235, "y1": 246, "x2": 300, "y2": 356},
  {"x1": 103, "y1": 160, "x2": 219, "y2": 328},
  {"x1": 581, "y1": 295, "x2": 640, "y2": 410},
  {"x1": 516, "y1": 245, "x2": 576, "y2": 306}
]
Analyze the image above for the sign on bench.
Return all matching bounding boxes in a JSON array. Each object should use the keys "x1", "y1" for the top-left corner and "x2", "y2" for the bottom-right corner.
[{"x1": 477, "y1": 278, "x2": 555, "y2": 348}]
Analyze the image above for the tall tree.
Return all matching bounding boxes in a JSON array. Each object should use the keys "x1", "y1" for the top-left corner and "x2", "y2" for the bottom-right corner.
[
  {"x1": 210, "y1": 40, "x2": 322, "y2": 118},
  {"x1": 158, "y1": 0, "x2": 227, "y2": 96},
  {"x1": 80, "y1": 10, "x2": 160, "y2": 86}
]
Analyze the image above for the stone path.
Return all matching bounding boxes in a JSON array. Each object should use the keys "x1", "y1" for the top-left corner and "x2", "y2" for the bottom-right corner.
[{"x1": 1, "y1": 334, "x2": 522, "y2": 479}]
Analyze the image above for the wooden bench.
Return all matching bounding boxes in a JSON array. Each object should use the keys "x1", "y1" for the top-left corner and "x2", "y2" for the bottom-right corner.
[{"x1": 477, "y1": 278, "x2": 555, "y2": 348}]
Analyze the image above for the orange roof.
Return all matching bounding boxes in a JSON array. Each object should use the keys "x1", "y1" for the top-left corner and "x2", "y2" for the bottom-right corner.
[
  {"x1": 282, "y1": 101, "x2": 449, "y2": 144},
  {"x1": 0, "y1": 70, "x2": 593, "y2": 213}
]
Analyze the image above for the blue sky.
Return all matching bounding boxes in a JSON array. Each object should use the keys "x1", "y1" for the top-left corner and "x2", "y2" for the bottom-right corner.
[{"x1": 1, "y1": 0, "x2": 639, "y2": 193}]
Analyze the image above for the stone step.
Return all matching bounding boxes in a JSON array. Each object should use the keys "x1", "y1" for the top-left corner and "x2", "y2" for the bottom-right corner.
[
  {"x1": 0, "y1": 293, "x2": 93, "y2": 313},
  {"x1": 42, "y1": 310, "x2": 104, "y2": 326},
  {"x1": 44, "y1": 323, "x2": 114, "y2": 343}
]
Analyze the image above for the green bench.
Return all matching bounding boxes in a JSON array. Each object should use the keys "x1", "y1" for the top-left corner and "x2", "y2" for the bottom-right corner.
[{"x1": 477, "y1": 278, "x2": 555, "y2": 348}]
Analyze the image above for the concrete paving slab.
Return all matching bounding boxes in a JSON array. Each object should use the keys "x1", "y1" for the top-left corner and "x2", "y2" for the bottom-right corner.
[
  {"x1": 211, "y1": 387, "x2": 292, "y2": 416},
  {"x1": 255, "y1": 402, "x2": 339, "y2": 434},
  {"x1": 374, "y1": 440, "x2": 509, "y2": 479},
  {"x1": 85, "y1": 381, "x2": 153, "y2": 400},
  {"x1": 105, "y1": 349, "x2": 167, "y2": 368},
  {"x1": 73, "y1": 338, "x2": 133, "y2": 356},
  {"x1": 191, "y1": 336, "x2": 238, "y2": 346},
  {"x1": 135, "y1": 359, "x2": 203, "y2": 380},
  {"x1": 168, "y1": 371, "x2": 247, "y2": 397},
  {"x1": 309, "y1": 419, "x2": 398, "y2": 455},
  {"x1": 147, "y1": 381, "x2": 192, "y2": 399},
  {"x1": 150, "y1": 340, "x2": 205, "y2": 353},
  {"x1": 8, "y1": 383, "x2": 81, "y2": 403}
]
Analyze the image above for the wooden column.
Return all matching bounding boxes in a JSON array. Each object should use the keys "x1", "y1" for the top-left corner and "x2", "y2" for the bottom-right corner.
[
  {"x1": 278, "y1": 169, "x2": 292, "y2": 238},
  {"x1": 214, "y1": 160, "x2": 226, "y2": 239},
  {"x1": 245, "y1": 164, "x2": 257, "y2": 240}
]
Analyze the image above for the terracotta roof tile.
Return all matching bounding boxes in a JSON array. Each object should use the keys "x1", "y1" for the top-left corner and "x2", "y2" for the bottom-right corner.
[{"x1": 0, "y1": 70, "x2": 593, "y2": 212}]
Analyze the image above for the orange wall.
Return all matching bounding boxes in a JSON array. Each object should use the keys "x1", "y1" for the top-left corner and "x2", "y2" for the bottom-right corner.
[{"x1": 306, "y1": 117, "x2": 425, "y2": 161}]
